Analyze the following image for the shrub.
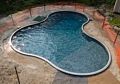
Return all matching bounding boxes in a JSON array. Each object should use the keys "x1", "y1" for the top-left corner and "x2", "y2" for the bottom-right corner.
[{"x1": 0, "y1": 0, "x2": 116, "y2": 15}]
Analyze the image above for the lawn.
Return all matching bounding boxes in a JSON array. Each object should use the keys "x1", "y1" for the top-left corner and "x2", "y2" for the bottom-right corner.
[{"x1": 109, "y1": 16, "x2": 120, "y2": 27}]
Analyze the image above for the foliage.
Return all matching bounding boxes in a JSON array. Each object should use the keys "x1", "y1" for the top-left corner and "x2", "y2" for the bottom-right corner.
[
  {"x1": 0, "y1": 0, "x2": 116, "y2": 15},
  {"x1": 109, "y1": 16, "x2": 120, "y2": 27},
  {"x1": 106, "y1": 0, "x2": 116, "y2": 5}
]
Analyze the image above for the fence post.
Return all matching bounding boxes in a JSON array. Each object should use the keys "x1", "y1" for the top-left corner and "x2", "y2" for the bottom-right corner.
[
  {"x1": 102, "y1": 16, "x2": 106, "y2": 29},
  {"x1": 74, "y1": 0, "x2": 76, "y2": 11},
  {"x1": 15, "y1": 66, "x2": 20, "y2": 84},
  {"x1": 43, "y1": 0, "x2": 46, "y2": 12},
  {"x1": 113, "y1": 30, "x2": 119, "y2": 45},
  {"x1": 10, "y1": 14, "x2": 16, "y2": 26},
  {"x1": 29, "y1": 8, "x2": 32, "y2": 18}
]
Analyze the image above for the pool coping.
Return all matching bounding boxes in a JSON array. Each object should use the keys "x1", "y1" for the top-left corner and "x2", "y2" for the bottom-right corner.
[{"x1": 9, "y1": 10, "x2": 111, "y2": 76}]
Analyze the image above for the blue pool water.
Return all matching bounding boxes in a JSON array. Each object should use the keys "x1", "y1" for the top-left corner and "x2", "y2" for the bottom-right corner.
[{"x1": 10, "y1": 11, "x2": 110, "y2": 75}]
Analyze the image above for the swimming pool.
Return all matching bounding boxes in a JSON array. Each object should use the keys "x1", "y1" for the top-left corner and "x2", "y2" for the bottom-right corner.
[{"x1": 10, "y1": 11, "x2": 111, "y2": 76}]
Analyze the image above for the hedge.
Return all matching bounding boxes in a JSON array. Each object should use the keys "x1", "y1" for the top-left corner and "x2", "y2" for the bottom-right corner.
[{"x1": 0, "y1": 0, "x2": 116, "y2": 15}]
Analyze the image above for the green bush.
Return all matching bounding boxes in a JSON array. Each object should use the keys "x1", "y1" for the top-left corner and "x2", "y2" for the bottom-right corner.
[
  {"x1": 106, "y1": 0, "x2": 116, "y2": 5},
  {"x1": 0, "y1": 1, "x2": 9, "y2": 14},
  {"x1": 109, "y1": 17, "x2": 120, "y2": 27},
  {"x1": 0, "y1": 0, "x2": 116, "y2": 15}
]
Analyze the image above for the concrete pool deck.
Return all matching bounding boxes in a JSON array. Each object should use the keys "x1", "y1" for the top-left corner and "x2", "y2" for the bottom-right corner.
[{"x1": 0, "y1": 3, "x2": 120, "y2": 84}]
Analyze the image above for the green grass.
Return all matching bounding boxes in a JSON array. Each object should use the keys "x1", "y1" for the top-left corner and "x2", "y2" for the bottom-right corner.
[{"x1": 109, "y1": 17, "x2": 120, "y2": 27}]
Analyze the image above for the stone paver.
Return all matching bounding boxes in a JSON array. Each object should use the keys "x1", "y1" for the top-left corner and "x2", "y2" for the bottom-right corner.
[
  {"x1": 53, "y1": 72, "x2": 88, "y2": 84},
  {"x1": 88, "y1": 70, "x2": 120, "y2": 84}
]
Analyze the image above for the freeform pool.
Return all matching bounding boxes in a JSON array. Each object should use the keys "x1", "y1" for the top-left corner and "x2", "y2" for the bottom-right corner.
[{"x1": 10, "y1": 11, "x2": 111, "y2": 76}]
